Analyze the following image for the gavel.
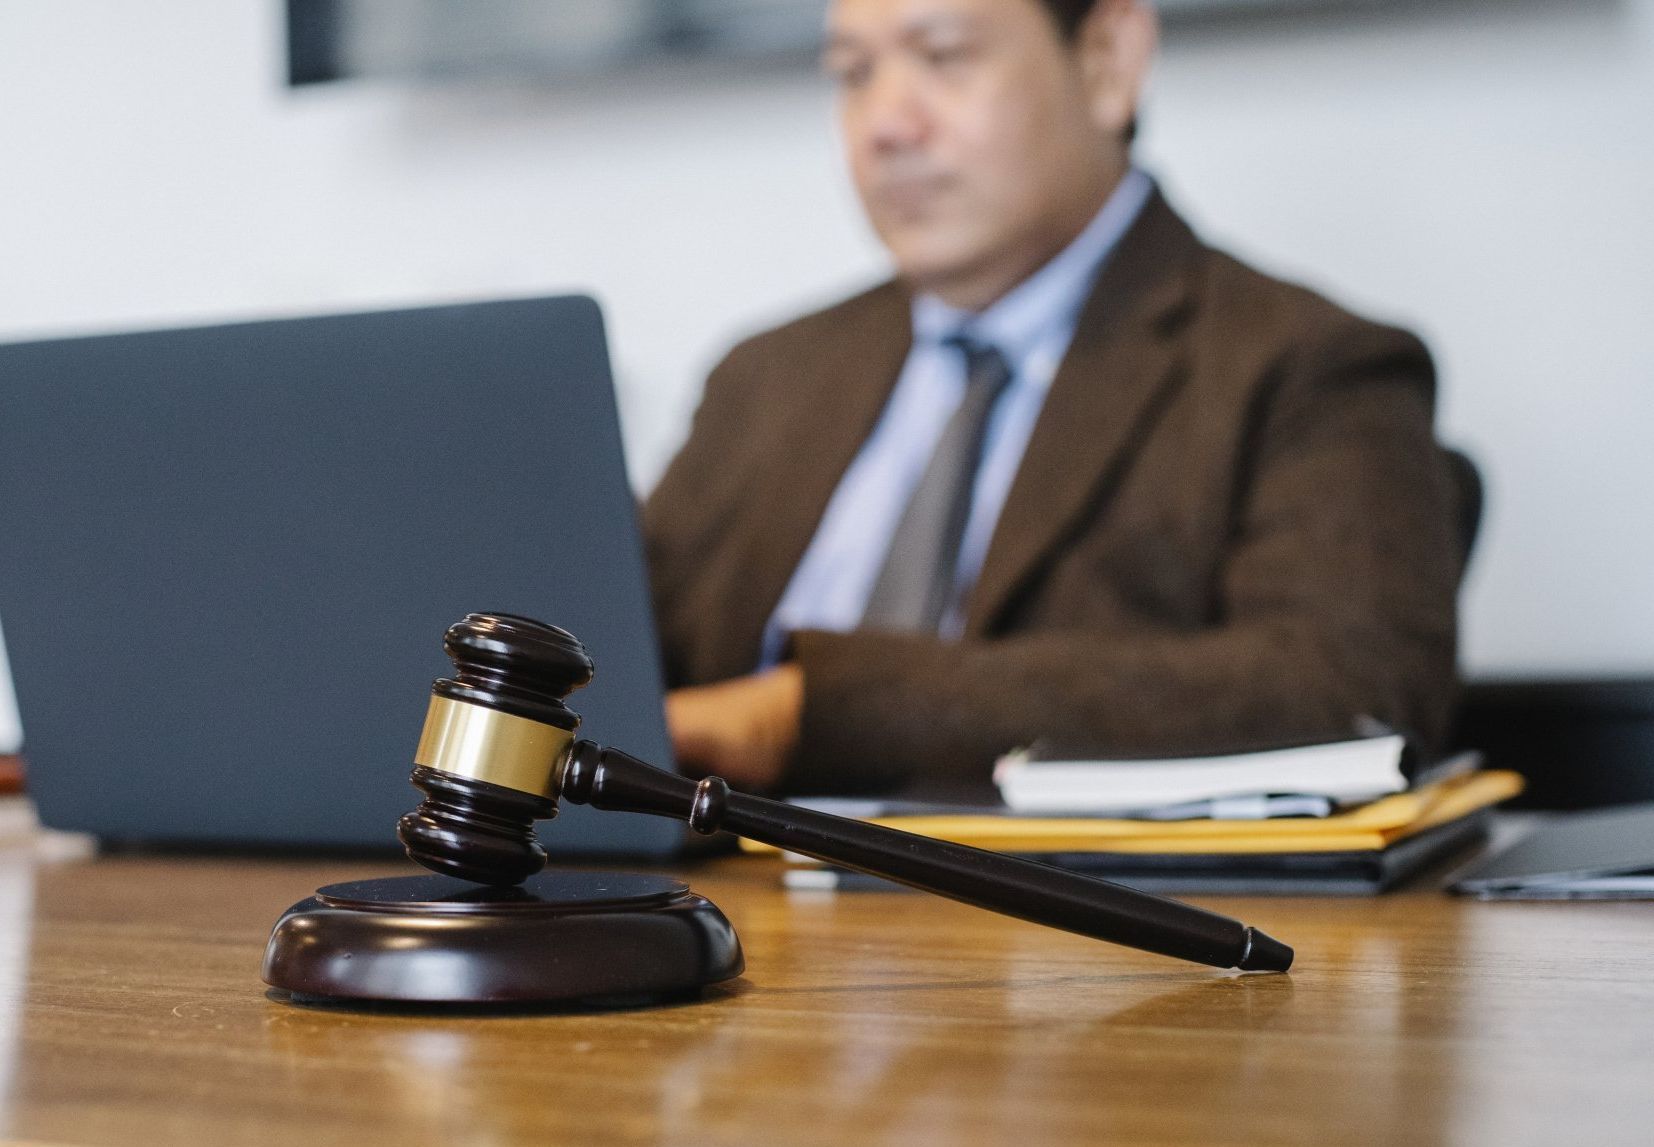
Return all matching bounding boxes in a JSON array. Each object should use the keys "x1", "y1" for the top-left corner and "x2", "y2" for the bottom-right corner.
[{"x1": 395, "y1": 613, "x2": 1292, "y2": 973}]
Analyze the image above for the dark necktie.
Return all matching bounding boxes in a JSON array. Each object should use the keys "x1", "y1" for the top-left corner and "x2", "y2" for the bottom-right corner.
[{"x1": 861, "y1": 338, "x2": 1014, "y2": 632}]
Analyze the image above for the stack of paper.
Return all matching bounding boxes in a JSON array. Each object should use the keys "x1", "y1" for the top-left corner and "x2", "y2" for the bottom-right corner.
[
  {"x1": 751, "y1": 771, "x2": 1525, "y2": 895},
  {"x1": 991, "y1": 734, "x2": 1415, "y2": 814}
]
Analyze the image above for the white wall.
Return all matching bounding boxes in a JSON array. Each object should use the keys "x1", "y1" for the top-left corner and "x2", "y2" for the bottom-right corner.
[
  {"x1": 0, "y1": 0, "x2": 1650, "y2": 749},
  {"x1": 1143, "y1": 0, "x2": 1654, "y2": 680}
]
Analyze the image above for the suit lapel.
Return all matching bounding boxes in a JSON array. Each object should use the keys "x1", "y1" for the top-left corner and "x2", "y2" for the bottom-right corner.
[
  {"x1": 966, "y1": 193, "x2": 1203, "y2": 636},
  {"x1": 725, "y1": 283, "x2": 914, "y2": 669}
]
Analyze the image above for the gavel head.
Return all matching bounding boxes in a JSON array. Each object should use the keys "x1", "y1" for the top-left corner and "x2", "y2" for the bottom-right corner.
[{"x1": 396, "y1": 613, "x2": 594, "y2": 885}]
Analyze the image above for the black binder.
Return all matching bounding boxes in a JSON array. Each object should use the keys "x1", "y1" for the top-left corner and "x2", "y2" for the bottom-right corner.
[{"x1": 787, "y1": 812, "x2": 1493, "y2": 897}]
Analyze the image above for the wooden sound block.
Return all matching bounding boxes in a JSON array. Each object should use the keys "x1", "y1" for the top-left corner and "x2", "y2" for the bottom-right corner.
[{"x1": 262, "y1": 871, "x2": 744, "y2": 1008}]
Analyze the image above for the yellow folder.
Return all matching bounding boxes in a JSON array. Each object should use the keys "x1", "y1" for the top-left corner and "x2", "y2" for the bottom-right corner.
[{"x1": 740, "y1": 770, "x2": 1524, "y2": 856}]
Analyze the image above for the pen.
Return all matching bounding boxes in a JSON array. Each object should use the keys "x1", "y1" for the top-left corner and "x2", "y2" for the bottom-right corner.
[{"x1": 574, "y1": 744, "x2": 1295, "y2": 973}]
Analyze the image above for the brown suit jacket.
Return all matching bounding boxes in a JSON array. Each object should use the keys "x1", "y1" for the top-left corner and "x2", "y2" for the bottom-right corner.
[{"x1": 643, "y1": 191, "x2": 1462, "y2": 795}]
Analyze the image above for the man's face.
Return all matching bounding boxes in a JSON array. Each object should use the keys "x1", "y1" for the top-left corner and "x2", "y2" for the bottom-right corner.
[{"x1": 825, "y1": 0, "x2": 1122, "y2": 309}]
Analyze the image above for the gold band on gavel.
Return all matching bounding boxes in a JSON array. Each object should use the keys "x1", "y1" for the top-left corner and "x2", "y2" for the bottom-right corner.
[{"x1": 412, "y1": 694, "x2": 575, "y2": 800}]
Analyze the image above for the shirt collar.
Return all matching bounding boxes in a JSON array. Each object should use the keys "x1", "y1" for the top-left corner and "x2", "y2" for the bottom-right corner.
[{"x1": 911, "y1": 167, "x2": 1155, "y2": 373}]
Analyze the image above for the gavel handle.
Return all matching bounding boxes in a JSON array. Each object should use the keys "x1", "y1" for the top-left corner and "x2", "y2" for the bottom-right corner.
[{"x1": 560, "y1": 741, "x2": 1292, "y2": 972}]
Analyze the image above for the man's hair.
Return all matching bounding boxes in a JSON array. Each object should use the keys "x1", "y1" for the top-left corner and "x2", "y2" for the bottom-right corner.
[{"x1": 1039, "y1": 0, "x2": 1100, "y2": 40}]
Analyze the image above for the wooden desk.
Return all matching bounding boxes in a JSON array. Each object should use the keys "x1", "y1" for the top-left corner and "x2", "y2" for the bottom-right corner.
[{"x1": 1, "y1": 851, "x2": 1650, "y2": 1146}]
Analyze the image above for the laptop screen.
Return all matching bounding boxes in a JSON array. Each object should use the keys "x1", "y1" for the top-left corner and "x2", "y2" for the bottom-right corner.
[{"x1": 0, "y1": 296, "x2": 682, "y2": 856}]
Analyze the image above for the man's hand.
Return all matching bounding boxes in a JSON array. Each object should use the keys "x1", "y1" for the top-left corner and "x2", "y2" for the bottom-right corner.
[{"x1": 665, "y1": 663, "x2": 804, "y2": 790}]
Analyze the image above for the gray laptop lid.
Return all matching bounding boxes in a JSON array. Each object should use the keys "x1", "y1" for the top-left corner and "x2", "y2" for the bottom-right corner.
[
  {"x1": 1451, "y1": 802, "x2": 1654, "y2": 897},
  {"x1": 0, "y1": 296, "x2": 682, "y2": 856}
]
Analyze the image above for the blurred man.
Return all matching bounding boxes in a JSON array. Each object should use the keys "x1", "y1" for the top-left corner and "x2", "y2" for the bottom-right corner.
[{"x1": 646, "y1": 0, "x2": 1463, "y2": 794}]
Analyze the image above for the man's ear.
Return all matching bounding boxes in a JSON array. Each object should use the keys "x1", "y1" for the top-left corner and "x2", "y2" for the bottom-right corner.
[{"x1": 1077, "y1": 0, "x2": 1159, "y2": 141}]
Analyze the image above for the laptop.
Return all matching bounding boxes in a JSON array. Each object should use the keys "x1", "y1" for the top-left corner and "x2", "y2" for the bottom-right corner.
[
  {"x1": 1450, "y1": 802, "x2": 1654, "y2": 900},
  {"x1": 0, "y1": 296, "x2": 685, "y2": 857}
]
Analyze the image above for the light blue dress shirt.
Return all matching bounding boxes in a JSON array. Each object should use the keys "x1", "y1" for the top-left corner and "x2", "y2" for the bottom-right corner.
[{"x1": 759, "y1": 169, "x2": 1155, "y2": 667}]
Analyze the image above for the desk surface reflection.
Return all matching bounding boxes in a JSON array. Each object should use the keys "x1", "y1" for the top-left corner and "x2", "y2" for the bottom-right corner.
[{"x1": 1, "y1": 851, "x2": 1651, "y2": 1146}]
